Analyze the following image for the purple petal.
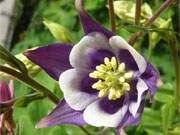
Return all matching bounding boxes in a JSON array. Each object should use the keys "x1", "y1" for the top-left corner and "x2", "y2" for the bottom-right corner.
[
  {"x1": 36, "y1": 100, "x2": 87, "y2": 128},
  {"x1": 109, "y1": 36, "x2": 147, "y2": 73},
  {"x1": 0, "y1": 81, "x2": 12, "y2": 102},
  {"x1": 8, "y1": 81, "x2": 14, "y2": 99},
  {"x1": 0, "y1": 115, "x2": 3, "y2": 130},
  {"x1": 116, "y1": 101, "x2": 145, "y2": 135},
  {"x1": 128, "y1": 79, "x2": 148, "y2": 117},
  {"x1": 99, "y1": 95, "x2": 126, "y2": 114},
  {"x1": 83, "y1": 95, "x2": 129, "y2": 127},
  {"x1": 80, "y1": 75, "x2": 98, "y2": 94},
  {"x1": 123, "y1": 101, "x2": 144, "y2": 127},
  {"x1": 24, "y1": 43, "x2": 73, "y2": 81},
  {"x1": 128, "y1": 79, "x2": 138, "y2": 102},
  {"x1": 99, "y1": 79, "x2": 138, "y2": 114},
  {"x1": 141, "y1": 62, "x2": 159, "y2": 102},
  {"x1": 70, "y1": 32, "x2": 113, "y2": 70},
  {"x1": 118, "y1": 49, "x2": 138, "y2": 71},
  {"x1": 75, "y1": 0, "x2": 114, "y2": 38},
  {"x1": 88, "y1": 49, "x2": 114, "y2": 70}
]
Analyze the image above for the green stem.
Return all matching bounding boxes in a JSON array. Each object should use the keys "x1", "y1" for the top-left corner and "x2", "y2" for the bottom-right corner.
[
  {"x1": 14, "y1": 92, "x2": 45, "y2": 107},
  {"x1": 0, "y1": 65, "x2": 59, "y2": 104},
  {"x1": 108, "y1": 0, "x2": 116, "y2": 33},
  {"x1": 78, "y1": 126, "x2": 92, "y2": 135},
  {"x1": 169, "y1": 37, "x2": 180, "y2": 111}
]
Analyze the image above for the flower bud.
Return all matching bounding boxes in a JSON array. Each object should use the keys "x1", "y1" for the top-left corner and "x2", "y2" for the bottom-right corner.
[
  {"x1": 113, "y1": 1, "x2": 153, "y2": 24},
  {"x1": 43, "y1": 19, "x2": 71, "y2": 42},
  {"x1": 113, "y1": 1, "x2": 135, "y2": 23}
]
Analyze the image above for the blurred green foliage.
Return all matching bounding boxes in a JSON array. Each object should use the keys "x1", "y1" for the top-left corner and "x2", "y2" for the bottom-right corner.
[{"x1": 7, "y1": 0, "x2": 180, "y2": 135}]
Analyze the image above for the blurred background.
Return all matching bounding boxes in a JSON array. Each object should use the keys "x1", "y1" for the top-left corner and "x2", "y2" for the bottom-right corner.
[{"x1": 0, "y1": 0, "x2": 180, "y2": 135}]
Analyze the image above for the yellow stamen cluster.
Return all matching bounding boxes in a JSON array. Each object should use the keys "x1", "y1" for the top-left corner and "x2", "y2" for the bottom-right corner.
[{"x1": 89, "y1": 57, "x2": 133, "y2": 100}]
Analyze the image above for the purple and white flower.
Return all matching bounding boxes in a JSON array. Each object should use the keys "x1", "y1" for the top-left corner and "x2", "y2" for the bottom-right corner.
[{"x1": 24, "y1": 0, "x2": 159, "y2": 134}]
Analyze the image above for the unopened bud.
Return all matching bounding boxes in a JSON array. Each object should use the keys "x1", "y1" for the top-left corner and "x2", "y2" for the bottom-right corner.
[{"x1": 43, "y1": 19, "x2": 71, "y2": 42}]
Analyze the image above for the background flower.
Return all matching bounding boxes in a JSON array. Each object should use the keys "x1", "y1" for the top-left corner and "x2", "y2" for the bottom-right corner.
[{"x1": 0, "y1": 80, "x2": 14, "y2": 134}]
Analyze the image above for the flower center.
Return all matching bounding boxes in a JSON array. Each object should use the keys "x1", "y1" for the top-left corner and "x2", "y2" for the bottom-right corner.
[{"x1": 89, "y1": 57, "x2": 133, "y2": 100}]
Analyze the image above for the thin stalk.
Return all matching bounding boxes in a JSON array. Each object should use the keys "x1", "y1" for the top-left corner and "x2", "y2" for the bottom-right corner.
[
  {"x1": 144, "y1": 0, "x2": 173, "y2": 27},
  {"x1": 0, "y1": 65, "x2": 59, "y2": 104},
  {"x1": 78, "y1": 126, "x2": 92, "y2": 135},
  {"x1": 108, "y1": 0, "x2": 116, "y2": 33},
  {"x1": 128, "y1": 0, "x2": 173, "y2": 45},
  {"x1": 169, "y1": 38, "x2": 180, "y2": 111},
  {"x1": 135, "y1": 0, "x2": 142, "y2": 25},
  {"x1": 128, "y1": 31, "x2": 143, "y2": 45}
]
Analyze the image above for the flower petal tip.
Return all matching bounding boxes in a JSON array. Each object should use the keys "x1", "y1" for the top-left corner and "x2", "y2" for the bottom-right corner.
[
  {"x1": 23, "y1": 44, "x2": 73, "y2": 81},
  {"x1": 23, "y1": 51, "x2": 30, "y2": 58},
  {"x1": 75, "y1": 0, "x2": 114, "y2": 38},
  {"x1": 36, "y1": 118, "x2": 49, "y2": 128},
  {"x1": 23, "y1": 50, "x2": 35, "y2": 61},
  {"x1": 23, "y1": 47, "x2": 37, "y2": 57}
]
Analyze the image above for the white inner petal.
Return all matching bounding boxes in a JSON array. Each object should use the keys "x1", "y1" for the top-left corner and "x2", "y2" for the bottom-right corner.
[
  {"x1": 129, "y1": 78, "x2": 148, "y2": 117},
  {"x1": 109, "y1": 36, "x2": 147, "y2": 73},
  {"x1": 70, "y1": 32, "x2": 111, "y2": 69},
  {"x1": 83, "y1": 100, "x2": 128, "y2": 127},
  {"x1": 59, "y1": 69, "x2": 98, "y2": 111}
]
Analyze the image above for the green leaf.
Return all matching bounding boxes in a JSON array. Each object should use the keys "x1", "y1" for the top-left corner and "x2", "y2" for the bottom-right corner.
[
  {"x1": 145, "y1": 129, "x2": 163, "y2": 135},
  {"x1": 161, "y1": 101, "x2": 176, "y2": 135},
  {"x1": 141, "y1": 108, "x2": 162, "y2": 134},
  {"x1": 154, "y1": 90, "x2": 173, "y2": 103}
]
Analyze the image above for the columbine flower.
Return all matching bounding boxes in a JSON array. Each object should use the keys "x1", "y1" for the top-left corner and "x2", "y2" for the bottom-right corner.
[
  {"x1": 24, "y1": 0, "x2": 159, "y2": 134},
  {"x1": 0, "y1": 80, "x2": 14, "y2": 134}
]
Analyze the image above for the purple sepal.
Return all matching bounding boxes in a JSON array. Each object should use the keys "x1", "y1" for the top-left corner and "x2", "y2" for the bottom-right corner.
[
  {"x1": 36, "y1": 100, "x2": 87, "y2": 128},
  {"x1": 24, "y1": 44, "x2": 73, "y2": 81},
  {"x1": 79, "y1": 13, "x2": 114, "y2": 39},
  {"x1": 141, "y1": 62, "x2": 159, "y2": 102},
  {"x1": 76, "y1": 0, "x2": 114, "y2": 38}
]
